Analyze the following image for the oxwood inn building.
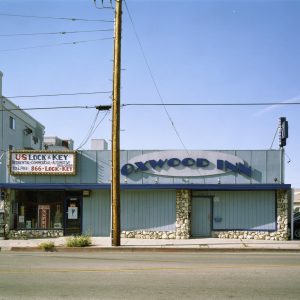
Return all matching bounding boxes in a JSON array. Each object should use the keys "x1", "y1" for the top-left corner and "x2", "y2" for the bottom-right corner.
[{"x1": 0, "y1": 73, "x2": 292, "y2": 241}]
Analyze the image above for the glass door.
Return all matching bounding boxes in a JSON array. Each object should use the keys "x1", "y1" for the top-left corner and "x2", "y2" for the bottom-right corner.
[{"x1": 64, "y1": 196, "x2": 82, "y2": 235}]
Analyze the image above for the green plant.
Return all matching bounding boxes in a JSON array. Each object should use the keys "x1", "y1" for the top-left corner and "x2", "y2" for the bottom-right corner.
[
  {"x1": 39, "y1": 240, "x2": 55, "y2": 251},
  {"x1": 66, "y1": 235, "x2": 92, "y2": 247}
]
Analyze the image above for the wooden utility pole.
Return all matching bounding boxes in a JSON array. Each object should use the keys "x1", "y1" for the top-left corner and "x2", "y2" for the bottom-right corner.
[{"x1": 111, "y1": 0, "x2": 122, "y2": 246}]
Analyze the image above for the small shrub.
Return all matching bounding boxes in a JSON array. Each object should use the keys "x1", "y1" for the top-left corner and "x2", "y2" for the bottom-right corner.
[
  {"x1": 66, "y1": 235, "x2": 92, "y2": 247},
  {"x1": 39, "y1": 241, "x2": 55, "y2": 251}
]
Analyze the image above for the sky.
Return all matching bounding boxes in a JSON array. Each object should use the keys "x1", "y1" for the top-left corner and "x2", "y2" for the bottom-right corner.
[{"x1": 0, "y1": 0, "x2": 299, "y2": 187}]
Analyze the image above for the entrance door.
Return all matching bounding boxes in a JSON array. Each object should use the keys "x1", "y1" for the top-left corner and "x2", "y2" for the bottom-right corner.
[
  {"x1": 191, "y1": 197, "x2": 211, "y2": 237},
  {"x1": 64, "y1": 196, "x2": 82, "y2": 235}
]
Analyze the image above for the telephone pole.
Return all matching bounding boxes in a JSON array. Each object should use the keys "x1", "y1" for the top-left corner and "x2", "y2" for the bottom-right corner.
[{"x1": 111, "y1": 0, "x2": 122, "y2": 246}]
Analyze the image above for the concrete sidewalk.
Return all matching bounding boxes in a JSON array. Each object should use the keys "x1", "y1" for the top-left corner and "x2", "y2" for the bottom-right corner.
[{"x1": 1, "y1": 237, "x2": 300, "y2": 252}]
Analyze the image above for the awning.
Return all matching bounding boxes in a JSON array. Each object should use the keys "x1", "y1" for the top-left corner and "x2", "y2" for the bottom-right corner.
[{"x1": 0, "y1": 183, "x2": 291, "y2": 191}]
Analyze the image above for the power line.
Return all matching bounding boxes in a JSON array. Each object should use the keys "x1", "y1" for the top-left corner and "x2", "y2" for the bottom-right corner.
[
  {"x1": 0, "y1": 37, "x2": 113, "y2": 52},
  {"x1": 4, "y1": 91, "x2": 111, "y2": 99},
  {"x1": 0, "y1": 29, "x2": 114, "y2": 37},
  {"x1": 0, "y1": 105, "x2": 97, "y2": 112},
  {"x1": 77, "y1": 110, "x2": 101, "y2": 150},
  {"x1": 122, "y1": 102, "x2": 300, "y2": 107},
  {"x1": 270, "y1": 126, "x2": 279, "y2": 149},
  {"x1": 2, "y1": 101, "x2": 300, "y2": 112},
  {"x1": 0, "y1": 13, "x2": 113, "y2": 22},
  {"x1": 76, "y1": 110, "x2": 110, "y2": 150},
  {"x1": 3, "y1": 96, "x2": 300, "y2": 106},
  {"x1": 124, "y1": 0, "x2": 189, "y2": 152}
]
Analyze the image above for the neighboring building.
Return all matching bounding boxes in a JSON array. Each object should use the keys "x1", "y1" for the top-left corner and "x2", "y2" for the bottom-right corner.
[
  {"x1": 43, "y1": 136, "x2": 74, "y2": 150},
  {"x1": 0, "y1": 71, "x2": 45, "y2": 182},
  {"x1": 91, "y1": 139, "x2": 108, "y2": 150},
  {"x1": 0, "y1": 147, "x2": 291, "y2": 241},
  {"x1": 0, "y1": 71, "x2": 45, "y2": 237},
  {"x1": 294, "y1": 189, "x2": 300, "y2": 212}
]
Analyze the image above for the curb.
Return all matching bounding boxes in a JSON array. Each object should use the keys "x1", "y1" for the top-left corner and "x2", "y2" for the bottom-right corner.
[{"x1": 2, "y1": 246, "x2": 300, "y2": 253}]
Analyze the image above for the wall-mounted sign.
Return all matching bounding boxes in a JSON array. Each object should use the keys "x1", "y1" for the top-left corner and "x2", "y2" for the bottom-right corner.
[
  {"x1": 68, "y1": 206, "x2": 78, "y2": 219},
  {"x1": 10, "y1": 150, "x2": 76, "y2": 175},
  {"x1": 121, "y1": 151, "x2": 252, "y2": 178}
]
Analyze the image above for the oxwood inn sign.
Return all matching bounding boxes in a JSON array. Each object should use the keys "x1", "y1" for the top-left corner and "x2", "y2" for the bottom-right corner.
[{"x1": 121, "y1": 151, "x2": 252, "y2": 178}]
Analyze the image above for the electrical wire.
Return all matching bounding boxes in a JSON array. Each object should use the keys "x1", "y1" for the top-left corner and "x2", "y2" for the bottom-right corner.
[
  {"x1": 0, "y1": 13, "x2": 113, "y2": 22},
  {"x1": 0, "y1": 37, "x2": 113, "y2": 52},
  {"x1": 122, "y1": 102, "x2": 300, "y2": 107},
  {"x1": 76, "y1": 110, "x2": 110, "y2": 150},
  {"x1": 0, "y1": 29, "x2": 113, "y2": 37},
  {"x1": 270, "y1": 126, "x2": 279, "y2": 149},
  {"x1": 0, "y1": 105, "x2": 97, "y2": 112},
  {"x1": 76, "y1": 110, "x2": 100, "y2": 150},
  {"x1": 3, "y1": 88, "x2": 300, "y2": 105},
  {"x1": 285, "y1": 152, "x2": 291, "y2": 164},
  {"x1": 2, "y1": 101, "x2": 300, "y2": 112},
  {"x1": 90, "y1": 110, "x2": 111, "y2": 137},
  {"x1": 4, "y1": 91, "x2": 111, "y2": 99},
  {"x1": 124, "y1": 0, "x2": 189, "y2": 152}
]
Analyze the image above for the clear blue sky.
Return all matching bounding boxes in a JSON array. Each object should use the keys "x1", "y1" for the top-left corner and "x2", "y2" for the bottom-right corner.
[{"x1": 0, "y1": 0, "x2": 299, "y2": 187}]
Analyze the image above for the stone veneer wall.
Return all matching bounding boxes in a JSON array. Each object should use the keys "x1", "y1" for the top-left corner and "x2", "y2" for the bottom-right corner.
[
  {"x1": 214, "y1": 189, "x2": 289, "y2": 241},
  {"x1": 121, "y1": 189, "x2": 192, "y2": 240},
  {"x1": 3, "y1": 189, "x2": 10, "y2": 239},
  {"x1": 175, "y1": 189, "x2": 191, "y2": 239},
  {"x1": 121, "y1": 231, "x2": 175, "y2": 239},
  {"x1": 9, "y1": 230, "x2": 64, "y2": 239}
]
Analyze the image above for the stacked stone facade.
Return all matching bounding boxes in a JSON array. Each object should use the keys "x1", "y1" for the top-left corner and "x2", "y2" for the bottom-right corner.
[
  {"x1": 175, "y1": 189, "x2": 191, "y2": 239},
  {"x1": 9, "y1": 229, "x2": 63, "y2": 239}
]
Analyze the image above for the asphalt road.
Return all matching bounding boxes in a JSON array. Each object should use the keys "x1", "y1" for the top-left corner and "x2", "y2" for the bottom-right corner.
[{"x1": 0, "y1": 251, "x2": 300, "y2": 299}]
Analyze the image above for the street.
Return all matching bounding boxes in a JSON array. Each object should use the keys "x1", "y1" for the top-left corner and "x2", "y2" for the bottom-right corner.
[{"x1": 0, "y1": 251, "x2": 300, "y2": 299}]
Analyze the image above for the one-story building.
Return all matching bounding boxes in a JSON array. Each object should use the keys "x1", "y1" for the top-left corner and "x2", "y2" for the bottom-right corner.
[{"x1": 0, "y1": 148, "x2": 291, "y2": 240}]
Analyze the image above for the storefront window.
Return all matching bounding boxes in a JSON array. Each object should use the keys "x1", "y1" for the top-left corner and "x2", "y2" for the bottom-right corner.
[{"x1": 13, "y1": 190, "x2": 65, "y2": 230}]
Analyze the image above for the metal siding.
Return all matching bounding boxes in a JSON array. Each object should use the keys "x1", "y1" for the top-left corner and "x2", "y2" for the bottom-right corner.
[
  {"x1": 266, "y1": 151, "x2": 281, "y2": 184},
  {"x1": 80, "y1": 151, "x2": 97, "y2": 183},
  {"x1": 212, "y1": 191, "x2": 276, "y2": 230},
  {"x1": 97, "y1": 151, "x2": 111, "y2": 183},
  {"x1": 121, "y1": 190, "x2": 176, "y2": 231},
  {"x1": 251, "y1": 151, "x2": 267, "y2": 184},
  {"x1": 49, "y1": 175, "x2": 66, "y2": 183},
  {"x1": 65, "y1": 151, "x2": 81, "y2": 184},
  {"x1": 191, "y1": 197, "x2": 211, "y2": 237},
  {"x1": 82, "y1": 190, "x2": 110, "y2": 236},
  {"x1": 7, "y1": 150, "x2": 284, "y2": 186},
  {"x1": 235, "y1": 151, "x2": 251, "y2": 184}
]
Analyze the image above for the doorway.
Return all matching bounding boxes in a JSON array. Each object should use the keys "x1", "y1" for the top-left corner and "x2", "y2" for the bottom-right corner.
[
  {"x1": 191, "y1": 197, "x2": 212, "y2": 237},
  {"x1": 64, "y1": 196, "x2": 82, "y2": 235}
]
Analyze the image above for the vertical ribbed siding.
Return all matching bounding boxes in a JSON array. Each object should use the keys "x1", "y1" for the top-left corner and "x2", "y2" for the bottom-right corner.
[
  {"x1": 121, "y1": 190, "x2": 176, "y2": 231},
  {"x1": 82, "y1": 190, "x2": 111, "y2": 236},
  {"x1": 212, "y1": 191, "x2": 275, "y2": 230}
]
